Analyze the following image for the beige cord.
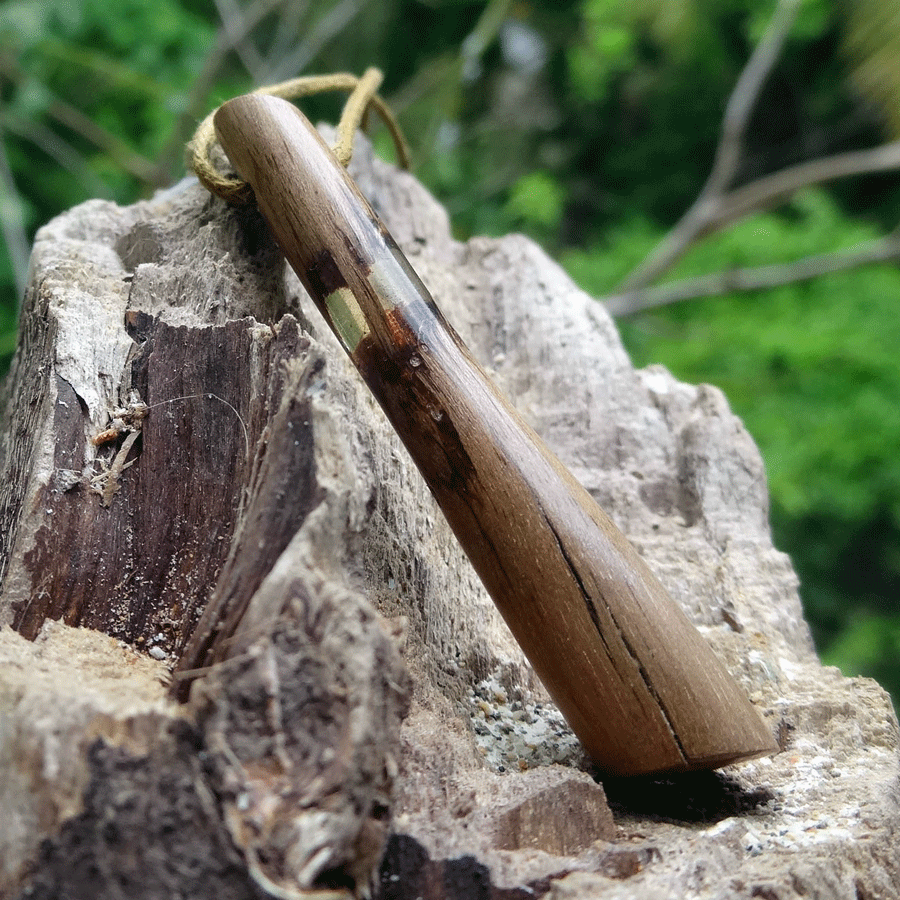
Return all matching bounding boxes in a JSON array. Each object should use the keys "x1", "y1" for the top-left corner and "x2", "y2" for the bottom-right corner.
[{"x1": 187, "y1": 67, "x2": 410, "y2": 205}]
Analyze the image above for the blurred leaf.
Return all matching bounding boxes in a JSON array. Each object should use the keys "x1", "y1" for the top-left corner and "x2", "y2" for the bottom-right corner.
[
  {"x1": 788, "y1": 0, "x2": 831, "y2": 41},
  {"x1": 824, "y1": 613, "x2": 900, "y2": 671},
  {"x1": 843, "y1": 1, "x2": 900, "y2": 135},
  {"x1": 506, "y1": 171, "x2": 566, "y2": 230},
  {"x1": 567, "y1": 5, "x2": 635, "y2": 104},
  {"x1": 823, "y1": 612, "x2": 900, "y2": 710}
]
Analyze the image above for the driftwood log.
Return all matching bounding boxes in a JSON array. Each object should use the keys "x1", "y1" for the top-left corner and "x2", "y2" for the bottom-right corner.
[{"x1": 1, "y1": 127, "x2": 899, "y2": 899}]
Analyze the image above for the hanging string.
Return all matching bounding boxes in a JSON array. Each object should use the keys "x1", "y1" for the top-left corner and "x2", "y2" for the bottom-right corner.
[{"x1": 187, "y1": 67, "x2": 410, "y2": 205}]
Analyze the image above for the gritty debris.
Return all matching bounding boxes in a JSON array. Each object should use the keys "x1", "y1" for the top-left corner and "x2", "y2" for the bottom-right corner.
[
  {"x1": 467, "y1": 671, "x2": 584, "y2": 772},
  {"x1": 90, "y1": 392, "x2": 149, "y2": 506}
]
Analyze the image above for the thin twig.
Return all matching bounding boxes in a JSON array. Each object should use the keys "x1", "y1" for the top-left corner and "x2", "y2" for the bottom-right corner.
[
  {"x1": 261, "y1": 0, "x2": 372, "y2": 85},
  {"x1": 460, "y1": 0, "x2": 514, "y2": 71},
  {"x1": 0, "y1": 110, "x2": 106, "y2": 193},
  {"x1": 706, "y1": 0, "x2": 803, "y2": 197},
  {"x1": 602, "y1": 0, "x2": 900, "y2": 314},
  {"x1": 0, "y1": 126, "x2": 30, "y2": 305},
  {"x1": 710, "y1": 140, "x2": 900, "y2": 229},
  {"x1": 262, "y1": 0, "x2": 311, "y2": 81},
  {"x1": 212, "y1": 0, "x2": 270, "y2": 80},
  {"x1": 158, "y1": 0, "x2": 285, "y2": 178},
  {"x1": 604, "y1": 227, "x2": 900, "y2": 316},
  {"x1": 620, "y1": 0, "x2": 803, "y2": 292},
  {"x1": 0, "y1": 56, "x2": 166, "y2": 188},
  {"x1": 46, "y1": 98, "x2": 169, "y2": 187},
  {"x1": 390, "y1": 0, "x2": 512, "y2": 169}
]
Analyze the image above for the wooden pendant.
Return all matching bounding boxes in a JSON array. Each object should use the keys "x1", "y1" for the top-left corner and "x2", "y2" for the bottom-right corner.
[{"x1": 210, "y1": 94, "x2": 777, "y2": 777}]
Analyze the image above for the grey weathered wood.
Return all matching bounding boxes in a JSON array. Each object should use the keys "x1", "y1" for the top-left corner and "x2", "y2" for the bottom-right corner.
[
  {"x1": 0, "y1": 180, "x2": 412, "y2": 897},
  {"x1": 0, "y1": 119, "x2": 898, "y2": 899}
]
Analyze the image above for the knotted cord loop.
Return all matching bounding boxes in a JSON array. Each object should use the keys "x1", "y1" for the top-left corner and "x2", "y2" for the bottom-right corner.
[{"x1": 187, "y1": 67, "x2": 410, "y2": 205}]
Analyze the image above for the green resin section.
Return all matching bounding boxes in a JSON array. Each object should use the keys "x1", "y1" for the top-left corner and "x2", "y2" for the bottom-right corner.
[{"x1": 325, "y1": 286, "x2": 369, "y2": 352}]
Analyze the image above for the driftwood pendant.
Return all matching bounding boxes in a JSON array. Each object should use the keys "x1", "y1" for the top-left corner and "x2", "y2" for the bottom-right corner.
[{"x1": 210, "y1": 94, "x2": 776, "y2": 777}]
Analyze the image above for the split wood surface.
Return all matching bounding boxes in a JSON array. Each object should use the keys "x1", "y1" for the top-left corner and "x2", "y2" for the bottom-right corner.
[{"x1": 206, "y1": 93, "x2": 777, "y2": 776}]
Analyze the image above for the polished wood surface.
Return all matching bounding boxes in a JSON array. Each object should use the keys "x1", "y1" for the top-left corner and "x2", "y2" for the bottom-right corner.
[{"x1": 213, "y1": 94, "x2": 777, "y2": 776}]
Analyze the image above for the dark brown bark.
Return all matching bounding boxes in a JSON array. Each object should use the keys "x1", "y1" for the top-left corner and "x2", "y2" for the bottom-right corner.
[{"x1": 12, "y1": 315, "x2": 317, "y2": 651}]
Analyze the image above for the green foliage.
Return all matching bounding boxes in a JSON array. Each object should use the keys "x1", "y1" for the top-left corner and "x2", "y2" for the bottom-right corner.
[
  {"x1": 824, "y1": 613, "x2": 900, "y2": 682},
  {"x1": 0, "y1": 0, "x2": 221, "y2": 367},
  {"x1": 822, "y1": 609, "x2": 900, "y2": 715},
  {"x1": 505, "y1": 171, "x2": 566, "y2": 234},
  {"x1": 563, "y1": 189, "x2": 900, "y2": 700},
  {"x1": 0, "y1": 0, "x2": 216, "y2": 176},
  {"x1": 567, "y1": 0, "x2": 637, "y2": 104}
]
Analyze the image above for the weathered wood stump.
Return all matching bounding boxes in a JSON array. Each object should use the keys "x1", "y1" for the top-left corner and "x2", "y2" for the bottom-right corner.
[{"x1": 1, "y1": 131, "x2": 898, "y2": 899}]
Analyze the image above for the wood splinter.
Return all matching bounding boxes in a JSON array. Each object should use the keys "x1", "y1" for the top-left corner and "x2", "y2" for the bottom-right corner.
[{"x1": 201, "y1": 93, "x2": 777, "y2": 777}]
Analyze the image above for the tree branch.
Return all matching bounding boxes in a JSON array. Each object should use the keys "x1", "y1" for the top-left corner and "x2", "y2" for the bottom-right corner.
[
  {"x1": 212, "y1": 0, "x2": 268, "y2": 80},
  {"x1": 710, "y1": 140, "x2": 900, "y2": 228},
  {"x1": 46, "y1": 98, "x2": 170, "y2": 187},
  {"x1": 619, "y1": 0, "x2": 802, "y2": 292},
  {"x1": 603, "y1": 226, "x2": 900, "y2": 316},
  {"x1": 157, "y1": 0, "x2": 286, "y2": 178},
  {"x1": 0, "y1": 56, "x2": 167, "y2": 189},
  {"x1": 260, "y1": 0, "x2": 372, "y2": 85},
  {"x1": 0, "y1": 109, "x2": 108, "y2": 198},
  {"x1": 158, "y1": 0, "x2": 374, "y2": 178},
  {"x1": 705, "y1": 0, "x2": 803, "y2": 197},
  {"x1": 259, "y1": 0, "x2": 311, "y2": 83},
  {"x1": 607, "y1": 0, "x2": 900, "y2": 316},
  {"x1": 0, "y1": 128, "x2": 29, "y2": 306}
]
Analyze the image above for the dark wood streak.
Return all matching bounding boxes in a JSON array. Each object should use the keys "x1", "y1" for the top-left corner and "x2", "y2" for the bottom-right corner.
[
  {"x1": 212, "y1": 94, "x2": 777, "y2": 776},
  {"x1": 305, "y1": 248, "x2": 349, "y2": 297}
]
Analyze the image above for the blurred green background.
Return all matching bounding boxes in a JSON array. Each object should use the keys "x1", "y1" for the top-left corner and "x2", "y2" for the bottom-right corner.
[{"x1": 1, "y1": 0, "x2": 898, "y2": 705}]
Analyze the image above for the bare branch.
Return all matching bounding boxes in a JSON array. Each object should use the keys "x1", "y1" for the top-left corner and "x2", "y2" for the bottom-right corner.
[
  {"x1": 711, "y1": 140, "x2": 900, "y2": 228},
  {"x1": 46, "y1": 99, "x2": 169, "y2": 187},
  {"x1": 0, "y1": 55, "x2": 167, "y2": 188},
  {"x1": 0, "y1": 109, "x2": 108, "y2": 196},
  {"x1": 213, "y1": 0, "x2": 268, "y2": 80},
  {"x1": 620, "y1": 0, "x2": 802, "y2": 292},
  {"x1": 0, "y1": 127, "x2": 30, "y2": 306},
  {"x1": 603, "y1": 227, "x2": 900, "y2": 316},
  {"x1": 159, "y1": 0, "x2": 374, "y2": 178},
  {"x1": 609, "y1": 0, "x2": 900, "y2": 315},
  {"x1": 261, "y1": 0, "x2": 311, "y2": 81},
  {"x1": 705, "y1": 0, "x2": 803, "y2": 197},
  {"x1": 158, "y1": 0, "x2": 285, "y2": 177},
  {"x1": 261, "y1": 0, "x2": 372, "y2": 85}
]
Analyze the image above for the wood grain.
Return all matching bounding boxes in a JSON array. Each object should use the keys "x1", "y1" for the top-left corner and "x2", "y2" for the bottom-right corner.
[
  {"x1": 211, "y1": 93, "x2": 777, "y2": 776},
  {"x1": 11, "y1": 316, "x2": 310, "y2": 650}
]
